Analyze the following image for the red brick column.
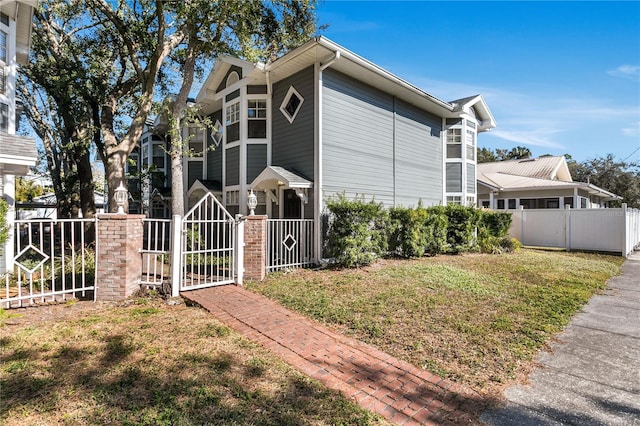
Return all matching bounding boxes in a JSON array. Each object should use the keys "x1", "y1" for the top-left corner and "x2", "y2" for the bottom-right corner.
[
  {"x1": 243, "y1": 215, "x2": 267, "y2": 282},
  {"x1": 96, "y1": 214, "x2": 145, "y2": 301}
]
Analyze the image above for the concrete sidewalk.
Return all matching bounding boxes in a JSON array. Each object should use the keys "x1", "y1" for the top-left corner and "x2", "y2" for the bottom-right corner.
[
  {"x1": 481, "y1": 251, "x2": 640, "y2": 425},
  {"x1": 183, "y1": 286, "x2": 486, "y2": 425}
]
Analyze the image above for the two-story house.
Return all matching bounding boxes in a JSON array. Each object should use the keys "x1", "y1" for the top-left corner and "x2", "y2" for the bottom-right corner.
[
  {"x1": 0, "y1": 0, "x2": 37, "y2": 274},
  {"x1": 134, "y1": 37, "x2": 496, "y2": 255}
]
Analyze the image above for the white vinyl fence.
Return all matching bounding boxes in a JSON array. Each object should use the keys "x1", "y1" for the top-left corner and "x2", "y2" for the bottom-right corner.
[
  {"x1": 140, "y1": 218, "x2": 172, "y2": 291},
  {"x1": 507, "y1": 204, "x2": 640, "y2": 257}
]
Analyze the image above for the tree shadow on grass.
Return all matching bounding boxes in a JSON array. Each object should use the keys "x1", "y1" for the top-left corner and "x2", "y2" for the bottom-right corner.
[{"x1": 1, "y1": 332, "x2": 378, "y2": 425}]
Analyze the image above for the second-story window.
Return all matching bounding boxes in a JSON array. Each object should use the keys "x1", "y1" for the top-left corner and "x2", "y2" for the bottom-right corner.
[
  {"x1": 225, "y1": 101, "x2": 240, "y2": 143},
  {"x1": 247, "y1": 99, "x2": 266, "y2": 138}
]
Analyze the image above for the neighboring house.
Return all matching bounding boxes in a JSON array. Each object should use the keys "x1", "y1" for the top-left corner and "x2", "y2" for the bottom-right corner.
[
  {"x1": 0, "y1": 0, "x2": 37, "y2": 274},
  {"x1": 133, "y1": 37, "x2": 496, "y2": 254},
  {"x1": 477, "y1": 156, "x2": 621, "y2": 209}
]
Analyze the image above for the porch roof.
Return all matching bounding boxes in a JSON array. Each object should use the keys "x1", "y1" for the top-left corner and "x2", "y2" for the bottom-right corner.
[{"x1": 250, "y1": 166, "x2": 313, "y2": 190}]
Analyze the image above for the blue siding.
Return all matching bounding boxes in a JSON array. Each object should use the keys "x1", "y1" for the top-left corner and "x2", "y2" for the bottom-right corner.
[
  {"x1": 394, "y1": 99, "x2": 443, "y2": 206},
  {"x1": 322, "y1": 69, "x2": 395, "y2": 206},
  {"x1": 187, "y1": 161, "x2": 203, "y2": 189},
  {"x1": 247, "y1": 144, "x2": 267, "y2": 183},
  {"x1": 272, "y1": 66, "x2": 314, "y2": 181},
  {"x1": 322, "y1": 69, "x2": 445, "y2": 208},
  {"x1": 226, "y1": 146, "x2": 240, "y2": 186}
]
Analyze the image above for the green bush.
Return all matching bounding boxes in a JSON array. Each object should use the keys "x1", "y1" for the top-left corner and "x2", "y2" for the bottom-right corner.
[
  {"x1": 325, "y1": 194, "x2": 388, "y2": 267},
  {"x1": 480, "y1": 211, "x2": 512, "y2": 238},
  {"x1": 477, "y1": 210, "x2": 520, "y2": 254},
  {"x1": 444, "y1": 204, "x2": 481, "y2": 254},
  {"x1": 389, "y1": 206, "x2": 429, "y2": 258},
  {"x1": 424, "y1": 206, "x2": 448, "y2": 255}
]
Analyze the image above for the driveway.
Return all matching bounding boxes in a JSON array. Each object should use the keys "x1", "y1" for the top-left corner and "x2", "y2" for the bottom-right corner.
[{"x1": 481, "y1": 251, "x2": 640, "y2": 425}]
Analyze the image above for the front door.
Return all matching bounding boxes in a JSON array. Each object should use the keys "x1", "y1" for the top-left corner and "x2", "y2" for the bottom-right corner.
[{"x1": 283, "y1": 189, "x2": 301, "y2": 219}]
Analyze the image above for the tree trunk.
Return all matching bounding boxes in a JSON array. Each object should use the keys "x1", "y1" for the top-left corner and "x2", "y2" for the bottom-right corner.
[{"x1": 170, "y1": 133, "x2": 185, "y2": 216}]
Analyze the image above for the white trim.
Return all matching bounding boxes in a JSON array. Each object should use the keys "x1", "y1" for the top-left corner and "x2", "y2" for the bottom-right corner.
[
  {"x1": 226, "y1": 71, "x2": 239, "y2": 87},
  {"x1": 279, "y1": 85, "x2": 304, "y2": 124},
  {"x1": 314, "y1": 61, "x2": 322, "y2": 261}
]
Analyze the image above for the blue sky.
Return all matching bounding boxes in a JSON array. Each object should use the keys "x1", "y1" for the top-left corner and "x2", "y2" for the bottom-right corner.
[{"x1": 314, "y1": 1, "x2": 640, "y2": 162}]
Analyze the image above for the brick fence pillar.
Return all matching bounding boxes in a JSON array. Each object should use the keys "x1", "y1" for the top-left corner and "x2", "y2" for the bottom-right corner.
[
  {"x1": 243, "y1": 215, "x2": 267, "y2": 282},
  {"x1": 96, "y1": 214, "x2": 145, "y2": 301}
]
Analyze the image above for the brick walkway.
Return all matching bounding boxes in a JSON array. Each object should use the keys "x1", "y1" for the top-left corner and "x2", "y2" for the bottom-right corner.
[{"x1": 183, "y1": 286, "x2": 486, "y2": 425}]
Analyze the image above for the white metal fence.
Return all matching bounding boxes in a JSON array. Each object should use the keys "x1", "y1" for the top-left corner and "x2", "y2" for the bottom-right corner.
[
  {"x1": 140, "y1": 218, "x2": 172, "y2": 291},
  {"x1": 1, "y1": 218, "x2": 97, "y2": 308},
  {"x1": 266, "y1": 219, "x2": 315, "y2": 271},
  {"x1": 507, "y1": 204, "x2": 640, "y2": 257}
]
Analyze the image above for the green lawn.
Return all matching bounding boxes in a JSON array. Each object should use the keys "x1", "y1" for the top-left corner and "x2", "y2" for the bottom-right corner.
[
  {"x1": 0, "y1": 297, "x2": 387, "y2": 426},
  {"x1": 247, "y1": 249, "x2": 623, "y2": 396}
]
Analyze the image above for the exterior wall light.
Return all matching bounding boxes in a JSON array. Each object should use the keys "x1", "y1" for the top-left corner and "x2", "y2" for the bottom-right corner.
[
  {"x1": 247, "y1": 189, "x2": 258, "y2": 216},
  {"x1": 114, "y1": 182, "x2": 128, "y2": 214}
]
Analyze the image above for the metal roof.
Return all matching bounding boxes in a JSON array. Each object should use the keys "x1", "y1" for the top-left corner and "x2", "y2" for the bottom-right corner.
[{"x1": 478, "y1": 156, "x2": 572, "y2": 182}]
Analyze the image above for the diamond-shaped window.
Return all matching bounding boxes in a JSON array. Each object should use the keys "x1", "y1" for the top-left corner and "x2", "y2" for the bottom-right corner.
[
  {"x1": 210, "y1": 119, "x2": 223, "y2": 147},
  {"x1": 283, "y1": 234, "x2": 297, "y2": 251},
  {"x1": 15, "y1": 245, "x2": 50, "y2": 275},
  {"x1": 279, "y1": 86, "x2": 304, "y2": 124}
]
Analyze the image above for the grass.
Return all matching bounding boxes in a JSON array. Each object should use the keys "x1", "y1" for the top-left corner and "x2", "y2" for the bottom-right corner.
[
  {"x1": 247, "y1": 249, "x2": 623, "y2": 396},
  {"x1": 0, "y1": 296, "x2": 388, "y2": 426}
]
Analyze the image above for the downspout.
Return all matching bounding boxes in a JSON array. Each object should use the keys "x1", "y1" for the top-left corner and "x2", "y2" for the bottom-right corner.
[
  {"x1": 319, "y1": 51, "x2": 340, "y2": 72},
  {"x1": 315, "y1": 50, "x2": 340, "y2": 262}
]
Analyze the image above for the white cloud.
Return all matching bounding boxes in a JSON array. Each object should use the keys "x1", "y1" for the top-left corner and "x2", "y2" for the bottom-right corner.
[
  {"x1": 607, "y1": 65, "x2": 640, "y2": 80},
  {"x1": 489, "y1": 129, "x2": 566, "y2": 149},
  {"x1": 622, "y1": 121, "x2": 640, "y2": 136}
]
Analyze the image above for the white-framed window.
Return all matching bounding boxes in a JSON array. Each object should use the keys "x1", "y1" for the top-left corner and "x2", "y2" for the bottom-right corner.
[
  {"x1": 447, "y1": 128, "x2": 462, "y2": 144},
  {"x1": 0, "y1": 66, "x2": 5, "y2": 95},
  {"x1": 247, "y1": 98, "x2": 267, "y2": 138},
  {"x1": 0, "y1": 102, "x2": 8, "y2": 132},
  {"x1": 152, "y1": 143, "x2": 165, "y2": 168},
  {"x1": 188, "y1": 125, "x2": 204, "y2": 157},
  {"x1": 225, "y1": 101, "x2": 240, "y2": 125},
  {"x1": 226, "y1": 71, "x2": 239, "y2": 87},
  {"x1": 210, "y1": 119, "x2": 223, "y2": 147},
  {"x1": 226, "y1": 190, "x2": 240, "y2": 206},
  {"x1": 446, "y1": 196, "x2": 461, "y2": 205},
  {"x1": 248, "y1": 99, "x2": 267, "y2": 119},
  {"x1": 280, "y1": 86, "x2": 304, "y2": 124},
  {"x1": 0, "y1": 30, "x2": 6, "y2": 64},
  {"x1": 465, "y1": 196, "x2": 476, "y2": 207}
]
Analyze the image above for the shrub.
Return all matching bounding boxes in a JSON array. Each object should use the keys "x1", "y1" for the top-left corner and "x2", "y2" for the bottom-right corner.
[
  {"x1": 424, "y1": 206, "x2": 448, "y2": 255},
  {"x1": 325, "y1": 194, "x2": 388, "y2": 267},
  {"x1": 479, "y1": 211, "x2": 512, "y2": 238},
  {"x1": 444, "y1": 204, "x2": 481, "y2": 254},
  {"x1": 389, "y1": 206, "x2": 429, "y2": 258},
  {"x1": 477, "y1": 211, "x2": 519, "y2": 254}
]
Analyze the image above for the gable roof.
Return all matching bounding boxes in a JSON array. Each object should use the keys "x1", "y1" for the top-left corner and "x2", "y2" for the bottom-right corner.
[
  {"x1": 196, "y1": 37, "x2": 496, "y2": 131},
  {"x1": 250, "y1": 166, "x2": 313, "y2": 190}
]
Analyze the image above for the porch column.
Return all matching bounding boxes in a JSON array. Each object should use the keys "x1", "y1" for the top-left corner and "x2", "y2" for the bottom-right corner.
[
  {"x1": 95, "y1": 214, "x2": 145, "y2": 301},
  {"x1": 243, "y1": 215, "x2": 267, "y2": 282}
]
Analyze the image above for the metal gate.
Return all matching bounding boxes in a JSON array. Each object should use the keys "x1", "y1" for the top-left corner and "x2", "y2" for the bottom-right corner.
[{"x1": 173, "y1": 193, "x2": 242, "y2": 294}]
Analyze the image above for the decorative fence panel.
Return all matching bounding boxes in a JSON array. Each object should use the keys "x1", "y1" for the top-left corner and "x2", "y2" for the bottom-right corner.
[
  {"x1": 1, "y1": 218, "x2": 97, "y2": 308},
  {"x1": 266, "y1": 219, "x2": 314, "y2": 272},
  {"x1": 140, "y1": 218, "x2": 172, "y2": 291},
  {"x1": 507, "y1": 204, "x2": 640, "y2": 257}
]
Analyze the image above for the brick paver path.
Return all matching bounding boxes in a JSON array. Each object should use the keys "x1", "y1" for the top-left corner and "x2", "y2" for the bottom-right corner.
[{"x1": 183, "y1": 286, "x2": 486, "y2": 425}]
